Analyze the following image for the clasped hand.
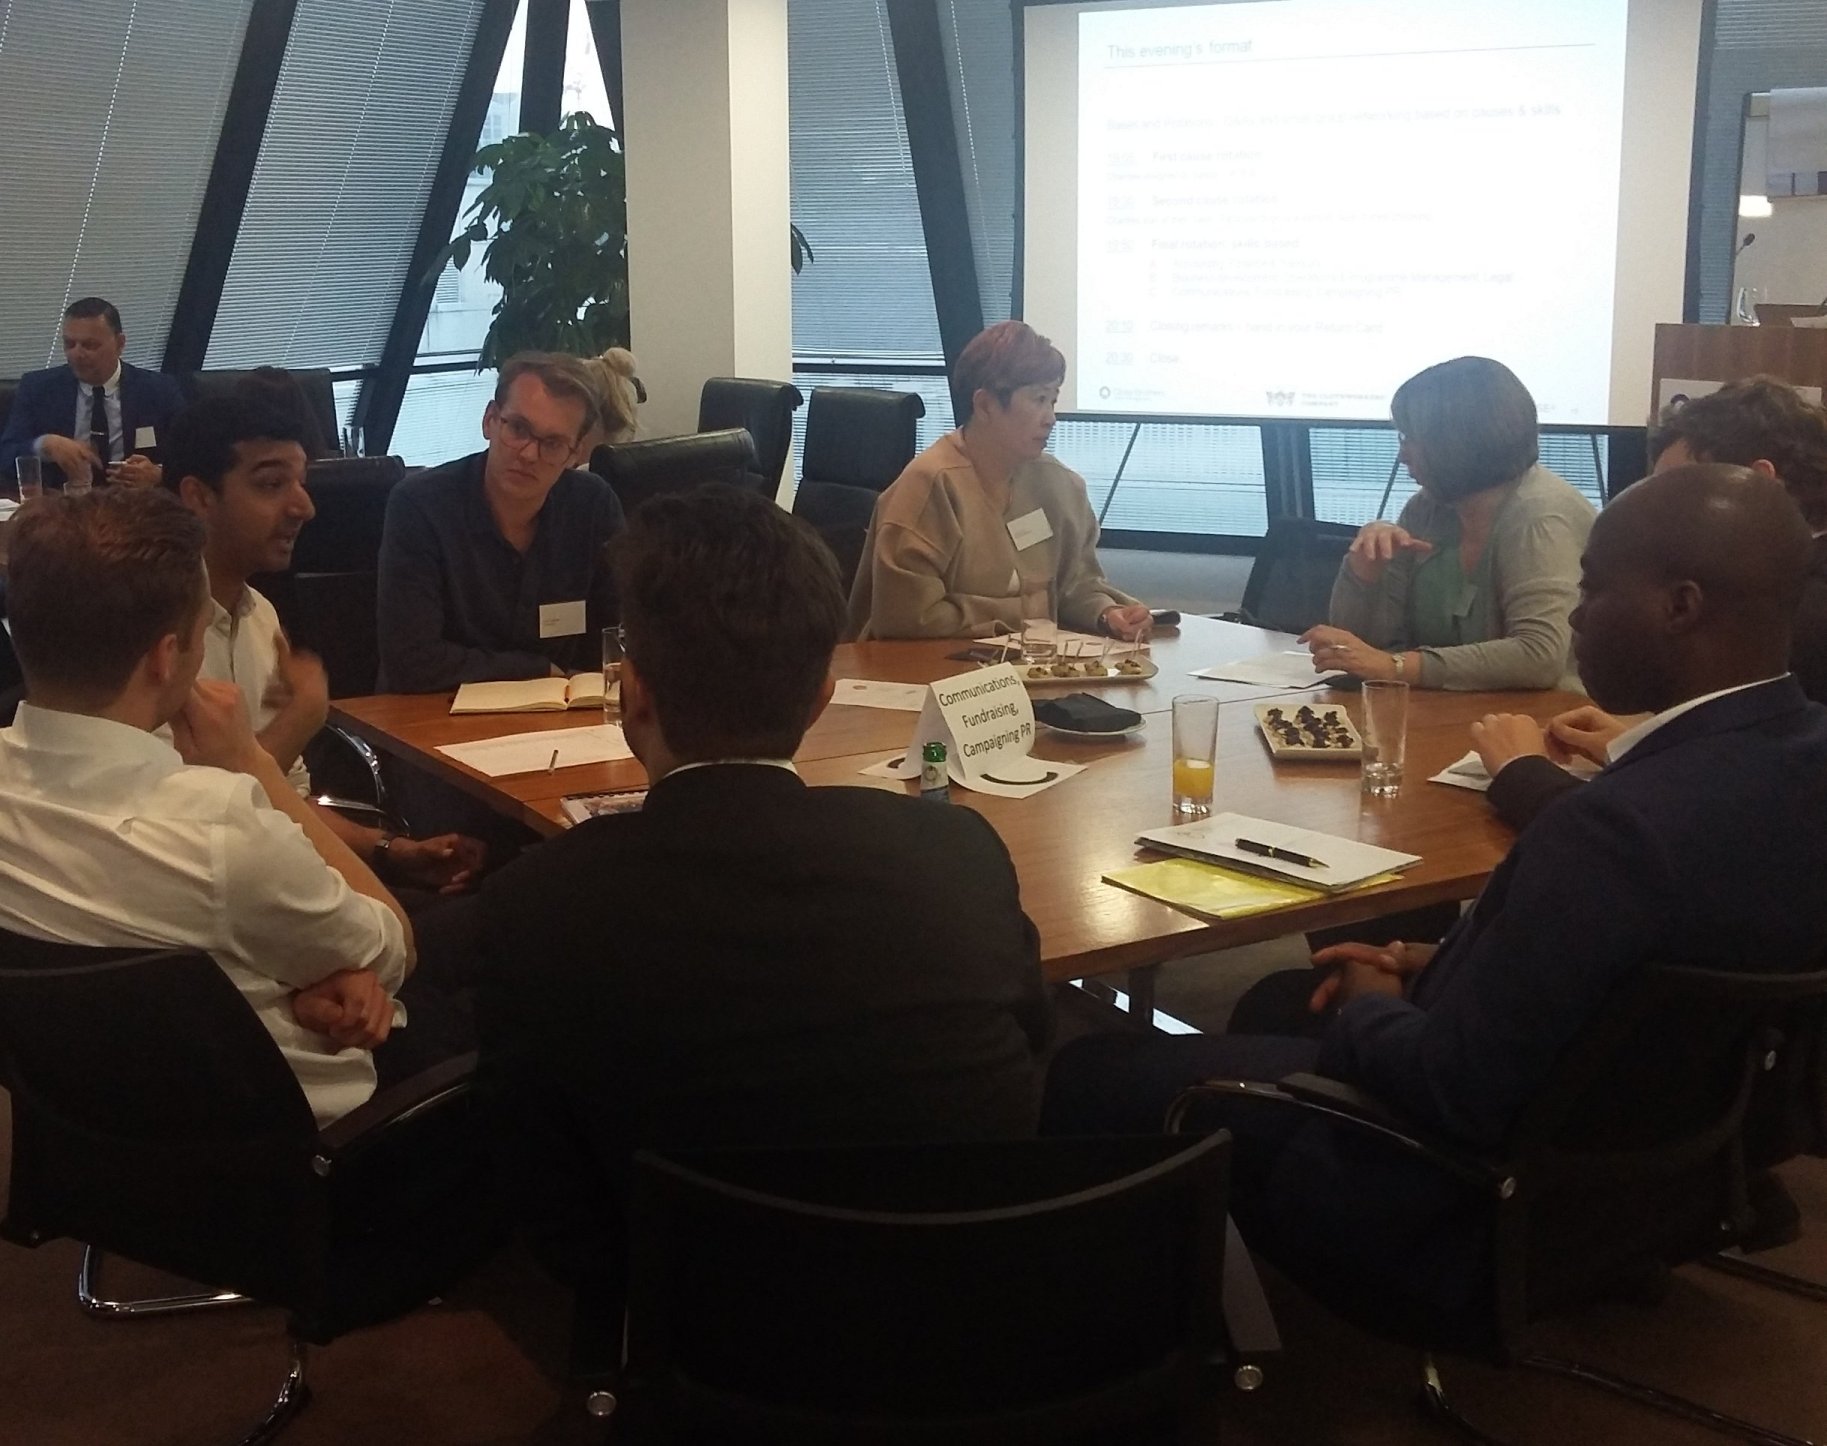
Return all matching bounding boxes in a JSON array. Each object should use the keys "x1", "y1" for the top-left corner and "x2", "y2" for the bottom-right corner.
[
  {"x1": 1469, "y1": 704, "x2": 1635, "y2": 776},
  {"x1": 1308, "y1": 939, "x2": 1436, "y2": 1012},
  {"x1": 290, "y1": 969, "x2": 394, "y2": 1049}
]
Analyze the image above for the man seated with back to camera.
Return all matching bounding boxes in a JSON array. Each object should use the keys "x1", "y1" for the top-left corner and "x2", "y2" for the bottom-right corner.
[
  {"x1": 162, "y1": 394, "x2": 488, "y2": 912},
  {"x1": 0, "y1": 296, "x2": 185, "y2": 489},
  {"x1": 0, "y1": 488, "x2": 443, "y2": 1125},
  {"x1": 1042, "y1": 465, "x2": 1827, "y2": 1338},
  {"x1": 1470, "y1": 376, "x2": 1827, "y2": 832},
  {"x1": 376, "y1": 352, "x2": 624, "y2": 694},
  {"x1": 477, "y1": 485, "x2": 1052, "y2": 1333}
]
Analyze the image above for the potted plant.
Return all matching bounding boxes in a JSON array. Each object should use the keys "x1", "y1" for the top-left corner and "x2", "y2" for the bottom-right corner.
[{"x1": 434, "y1": 112, "x2": 813, "y2": 367}]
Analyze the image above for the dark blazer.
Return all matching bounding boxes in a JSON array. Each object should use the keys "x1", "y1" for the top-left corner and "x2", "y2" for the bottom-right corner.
[
  {"x1": 375, "y1": 452, "x2": 623, "y2": 692},
  {"x1": 477, "y1": 764, "x2": 1053, "y2": 1293},
  {"x1": 0, "y1": 363, "x2": 185, "y2": 484},
  {"x1": 1234, "y1": 679, "x2": 1827, "y2": 1337}
]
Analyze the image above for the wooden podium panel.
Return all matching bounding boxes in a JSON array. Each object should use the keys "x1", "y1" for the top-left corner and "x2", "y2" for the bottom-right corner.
[{"x1": 1652, "y1": 324, "x2": 1827, "y2": 416}]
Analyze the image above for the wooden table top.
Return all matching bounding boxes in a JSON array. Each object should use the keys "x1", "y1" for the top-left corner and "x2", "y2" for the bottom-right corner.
[{"x1": 331, "y1": 616, "x2": 1579, "y2": 983}]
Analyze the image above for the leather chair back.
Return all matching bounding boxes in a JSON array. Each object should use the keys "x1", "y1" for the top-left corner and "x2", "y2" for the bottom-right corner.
[
  {"x1": 0, "y1": 379, "x2": 17, "y2": 434},
  {"x1": 1230, "y1": 518, "x2": 1359, "y2": 635},
  {"x1": 697, "y1": 377, "x2": 803, "y2": 493},
  {"x1": 620, "y1": 1133, "x2": 1230, "y2": 1441},
  {"x1": 791, "y1": 480, "x2": 878, "y2": 594},
  {"x1": 801, "y1": 386, "x2": 925, "y2": 493},
  {"x1": 592, "y1": 428, "x2": 760, "y2": 517}
]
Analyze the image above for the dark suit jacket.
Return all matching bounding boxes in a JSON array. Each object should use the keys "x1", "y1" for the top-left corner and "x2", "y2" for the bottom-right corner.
[
  {"x1": 477, "y1": 764, "x2": 1052, "y2": 1293},
  {"x1": 1241, "y1": 679, "x2": 1827, "y2": 1340},
  {"x1": 1493, "y1": 550, "x2": 1827, "y2": 833},
  {"x1": 0, "y1": 363, "x2": 185, "y2": 484}
]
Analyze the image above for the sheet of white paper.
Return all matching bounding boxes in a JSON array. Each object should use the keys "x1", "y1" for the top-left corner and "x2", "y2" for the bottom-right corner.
[
  {"x1": 437, "y1": 723, "x2": 633, "y2": 778},
  {"x1": 1430, "y1": 750, "x2": 1493, "y2": 793},
  {"x1": 830, "y1": 678, "x2": 928, "y2": 712},
  {"x1": 1192, "y1": 651, "x2": 1328, "y2": 687}
]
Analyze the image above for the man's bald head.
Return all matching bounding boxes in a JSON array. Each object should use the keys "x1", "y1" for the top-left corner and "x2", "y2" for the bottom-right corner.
[{"x1": 1572, "y1": 463, "x2": 1811, "y2": 714}]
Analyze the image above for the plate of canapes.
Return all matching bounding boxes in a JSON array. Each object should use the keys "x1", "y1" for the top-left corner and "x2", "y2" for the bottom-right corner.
[
  {"x1": 1254, "y1": 702, "x2": 1363, "y2": 760},
  {"x1": 1012, "y1": 640, "x2": 1158, "y2": 688}
]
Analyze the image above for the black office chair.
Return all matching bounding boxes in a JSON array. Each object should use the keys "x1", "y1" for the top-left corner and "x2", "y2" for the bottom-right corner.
[
  {"x1": 0, "y1": 378, "x2": 17, "y2": 432},
  {"x1": 800, "y1": 386, "x2": 925, "y2": 494},
  {"x1": 1171, "y1": 961, "x2": 1827, "y2": 1446},
  {"x1": 594, "y1": 1133, "x2": 1234, "y2": 1443},
  {"x1": 698, "y1": 377, "x2": 803, "y2": 494},
  {"x1": 249, "y1": 455, "x2": 409, "y2": 815},
  {"x1": 1218, "y1": 517, "x2": 1358, "y2": 635},
  {"x1": 591, "y1": 428, "x2": 761, "y2": 516},
  {"x1": 181, "y1": 368, "x2": 340, "y2": 458},
  {"x1": 791, "y1": 480, "x2": 877, "y2": 595},
  {"x1": 0, "y1": 931, "x2": 498, "y2": 1443}
]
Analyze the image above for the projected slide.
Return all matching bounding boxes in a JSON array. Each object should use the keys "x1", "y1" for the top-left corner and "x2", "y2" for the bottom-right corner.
[{"x1": 1070, "y1": 0, "x2": 1628, "y2": 424}]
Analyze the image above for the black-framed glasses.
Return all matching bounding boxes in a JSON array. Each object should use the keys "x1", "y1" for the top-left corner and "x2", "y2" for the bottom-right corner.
[{"x1": 495, "y1": 410, "x2": 577, "y2": 465}]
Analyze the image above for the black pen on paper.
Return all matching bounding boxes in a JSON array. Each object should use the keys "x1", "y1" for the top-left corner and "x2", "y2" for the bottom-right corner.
[
  {"x1": 1236, "y1": 837, "x2": 1326, "y2": 870},
  {"x1": 546, "y1": 749, "x2": 560, "y2": 773}
]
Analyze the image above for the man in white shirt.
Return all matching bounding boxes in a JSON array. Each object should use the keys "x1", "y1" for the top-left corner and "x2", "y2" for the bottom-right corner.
[
  {"x1": 163, "y1": 393, "x2": 486, "y2": 896},
  {"x1": 0, "y1": 487, "x2": 415, "y2": 1126}
]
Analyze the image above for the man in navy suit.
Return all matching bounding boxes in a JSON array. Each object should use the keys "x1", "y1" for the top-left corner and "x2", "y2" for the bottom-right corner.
[
  {"x1": 0, "y1": 297, "x2": 185, "y2": 489},
  {"x1": 1043, "y1": 463, "x2": 1827, "y2": 1336}
]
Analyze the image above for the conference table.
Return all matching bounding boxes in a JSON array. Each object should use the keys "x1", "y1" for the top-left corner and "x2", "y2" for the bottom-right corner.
[{"x1": 330, "y1": 616, "x2": 1581, "y2": 1018}]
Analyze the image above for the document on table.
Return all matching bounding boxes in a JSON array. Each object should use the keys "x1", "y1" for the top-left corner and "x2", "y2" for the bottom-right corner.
[
  {"x1": 1191, "y1": 651, "x2": 1330, "y2": 688},
  {"x1": 1135, "y1": 812, "x2": 1419, "y2": 892},
  {"x1": 830, "y1": 678, "x2": 928, "y2": 712},
  {"x1": 436, "y1": 723, "x2": 634, "y2": 777},
  {"x1": 1430, "y1": 749, "x2": 1600, "y2": 793},
  {"x1": 973, "y1": 627, "x2": 1144, "y2": 656}
]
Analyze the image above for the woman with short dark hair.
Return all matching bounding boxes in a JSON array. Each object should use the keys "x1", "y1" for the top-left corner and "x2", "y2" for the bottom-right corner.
[
  {"x1": 1302, "y1": 356, "x2": 1594, "y2": 690},
  {"x1": 847, "y1": 320, "x2": 1150, "y2": 640}
]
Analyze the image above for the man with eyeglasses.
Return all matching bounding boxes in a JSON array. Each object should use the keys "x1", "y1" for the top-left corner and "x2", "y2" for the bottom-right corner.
[{"x1": 376, "y1": 353, "x2": 624, "y2": 693}]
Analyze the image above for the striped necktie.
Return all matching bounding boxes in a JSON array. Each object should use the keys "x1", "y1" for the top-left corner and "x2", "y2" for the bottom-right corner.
[{"x1": 88, "y1": 385, "x2": 110, "y2": 485}]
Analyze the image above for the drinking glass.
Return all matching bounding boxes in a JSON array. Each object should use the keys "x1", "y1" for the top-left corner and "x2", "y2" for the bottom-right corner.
[
  {"x1": 1734, "y1": 286, "x2": 1765, "y2": 326},
  {"x1": 14, "y1": 456, "x2": 41, "y2": 502},
  {"x1": 1171, "y1": 694, "x2": 1219, "y2": 822},
  {"x1": 62, "y1": 467, "x2": 92, "y2": 497},
  {"x1": 602, "y1": 626, "x2": 623, "y2": 719},
  {"x1": 1020, "y1": 617, "x2": 1058, "y2": 665},
  {"x1": 1360, "y1": 680, "x2": 1409, "y2": 797}
]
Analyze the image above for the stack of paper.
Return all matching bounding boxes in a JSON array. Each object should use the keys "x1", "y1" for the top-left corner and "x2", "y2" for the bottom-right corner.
[{"x1": 1135, "y1": 812, "x2": 1419, "y2": 893}]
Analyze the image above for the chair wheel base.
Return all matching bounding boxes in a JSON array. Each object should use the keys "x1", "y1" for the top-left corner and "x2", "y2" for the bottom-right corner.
[{"x1": 238, "y1": 1342, "x2": 310, "y2": 1446}]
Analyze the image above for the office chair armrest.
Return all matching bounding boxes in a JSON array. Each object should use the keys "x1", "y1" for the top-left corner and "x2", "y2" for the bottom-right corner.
[
  {"x1": 311, "y1": 795, "x2": 391, "y2": 825},
  {"x1": 1169, "y1": 1076, "x2": 1515, "y2": 1196},
  {"x1": 313, "y1": 1052, "x2": 477, "y2": 1166}
]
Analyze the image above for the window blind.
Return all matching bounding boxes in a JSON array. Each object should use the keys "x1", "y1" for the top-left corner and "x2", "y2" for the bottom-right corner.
[
  {"x1": 788, "y1": 0, "x2": 942, "y2": 363},
  {"x1": 937, "y1": 0, "x2": 1016, "y2": 326},
  {"x1": 206, "y1": 0, "x2": 489, "y2": 369},
  {"x1": 0, "y1": 0, "x2": 252, "y2": 375}
]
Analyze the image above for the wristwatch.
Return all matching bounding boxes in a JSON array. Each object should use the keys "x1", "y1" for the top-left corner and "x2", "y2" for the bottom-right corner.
[
  {"x1": 1391, "y1": 653, "x2": 1406, "y2": 680},
  {"x1": 373, "y1": 829, "x2": 396, "y2": 865}
]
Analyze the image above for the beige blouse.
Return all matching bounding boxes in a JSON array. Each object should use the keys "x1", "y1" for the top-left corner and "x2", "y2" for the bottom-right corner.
[{"x1": 848, "y1": 432, "x2": 1137, "y2": 640}]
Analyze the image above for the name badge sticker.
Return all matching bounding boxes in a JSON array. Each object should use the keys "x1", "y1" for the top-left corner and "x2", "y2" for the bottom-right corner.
[
  {"x1": 1007, "y1": 508, "x2": 1054, "y2": 552},
  {"x1": 133, "y1": 426, "x2": 158, "y2": 450},
  {"x1": 538, "y1": 599, "x2": 587, "y2": 639}
]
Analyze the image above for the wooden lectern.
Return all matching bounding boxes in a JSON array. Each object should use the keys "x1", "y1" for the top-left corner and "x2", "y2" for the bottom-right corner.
[{"x1": 1651, "y1": 323, "x2": 1827, "y2": 418}]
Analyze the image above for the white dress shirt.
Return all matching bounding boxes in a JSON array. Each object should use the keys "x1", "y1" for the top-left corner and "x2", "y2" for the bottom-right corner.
[
  {"x1": 39, "y1": 360, "x2": 124, "y2": 463},
  {"x1": 0, "y1": 703, "x2": 407, "y2": 1125},
  {"x1": 1606, "y1": 676, "x2": 1790, "y2": 762},
  {"x1": 202, "y1": 585, "x2": 313, "y2": 797}
]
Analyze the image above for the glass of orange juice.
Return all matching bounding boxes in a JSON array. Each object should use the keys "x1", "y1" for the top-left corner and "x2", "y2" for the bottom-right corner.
[{"x1": 1171, "y1": 695, "x2": 1219, "y2": 822}]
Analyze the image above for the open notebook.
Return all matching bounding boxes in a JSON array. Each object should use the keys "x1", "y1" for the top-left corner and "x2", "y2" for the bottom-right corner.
[{"x1": 450, "y1": 676, "x2": 609, "y2": 715}]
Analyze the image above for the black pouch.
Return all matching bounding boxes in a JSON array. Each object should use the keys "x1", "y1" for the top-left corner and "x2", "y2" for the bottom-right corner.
[{"x1": 1032, "y1": 692, "x2": 1143, "y2": 733}]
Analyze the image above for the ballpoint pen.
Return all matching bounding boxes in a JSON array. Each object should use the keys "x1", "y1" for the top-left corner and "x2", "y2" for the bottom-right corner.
[{"x1": 1235, "y1": 837, "x2": 1326, "y2": 869}]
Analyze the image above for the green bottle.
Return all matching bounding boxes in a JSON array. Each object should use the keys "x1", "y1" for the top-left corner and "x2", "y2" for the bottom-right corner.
[{"x1": 920, "y1": 741, "x2": 950, "y2": 801}]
